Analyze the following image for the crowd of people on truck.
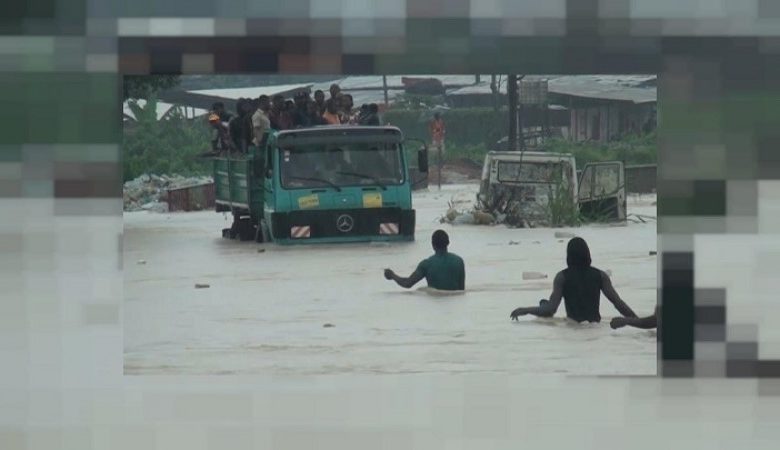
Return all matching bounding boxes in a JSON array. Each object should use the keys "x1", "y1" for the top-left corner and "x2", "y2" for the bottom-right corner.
[{"x1": 208, "y1": 83, "x2": 382, "y2": 153}]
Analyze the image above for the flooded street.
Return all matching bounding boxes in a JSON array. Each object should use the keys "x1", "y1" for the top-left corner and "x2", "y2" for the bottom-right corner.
[{"x1": 124, "y1": 184, "x2": 657, "y2": 376}]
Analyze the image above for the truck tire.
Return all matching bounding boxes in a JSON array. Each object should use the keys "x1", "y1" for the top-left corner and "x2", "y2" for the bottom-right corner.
[
  {"x1": 227, "y1": 211, "x2": 242, "y2": 239},
  {"x1": 253, "y1": 219, "x2": 270, "y2": 243},
  {"x1": 237, "y1": 218, "x2": 254, "y2": 241},
  {"x1": 254, "y1": 222, "x2": 263, "y2": 243},
  {"x1": 259, "y1": 220, "x2": 271, "y2": 243}
]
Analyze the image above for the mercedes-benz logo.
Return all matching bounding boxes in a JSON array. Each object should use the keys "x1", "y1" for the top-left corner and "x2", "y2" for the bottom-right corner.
[{"x1": 336, "y1": 214, "x2": 354, "y2": 233}]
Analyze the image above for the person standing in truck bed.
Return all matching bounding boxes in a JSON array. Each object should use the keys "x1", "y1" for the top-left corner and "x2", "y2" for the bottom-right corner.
[
  {"x1": 384, "y1": 230, "x2": 465, "y2": 291},
  {"x1": 364, "y1": 104, "x2": 381, "y2": 126},
  {"x1": 509, "y1": 237, "x2": 639, "y2": 323},
  {"x1": 251, "y1": 95, "x2": 271, "y2": 147},
  {"x1": 314, "y1": 90, "x2": 327, "y2": 115},
  {"x1": 322, "y1": 98, "x2": 342, "y2": 125}
]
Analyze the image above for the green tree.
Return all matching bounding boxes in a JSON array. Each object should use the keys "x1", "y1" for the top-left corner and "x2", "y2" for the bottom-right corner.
[
  {"x1": 123, "y1": 75, "x2": 181, "y2": 100},
  {"x1": 123, "y1": 96, "x2": 212, "y2": 181}
]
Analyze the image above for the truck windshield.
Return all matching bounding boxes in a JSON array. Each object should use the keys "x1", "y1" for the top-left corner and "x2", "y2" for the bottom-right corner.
[
  {"x1": 497, "y1": 161, "x2": 565, "y2": 184},
  {"x1": 279, "y1": 142, "x2": 404, "y2": 190}
]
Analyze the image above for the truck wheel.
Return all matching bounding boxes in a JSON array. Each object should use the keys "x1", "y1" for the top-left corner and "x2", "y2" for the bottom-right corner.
[
  {"x1": 255, "y1": 220, "x2": 271, "y2": 243},
  {"x1": 260, "y1": 220, "x2": 271, "y2": 243},
  {"x1": 237, "y1": 218, "x2": 255, "y2": 241},
  {"x1": 227, "y1": 212, "x2": 242, "y2": 239},
  {"x1": 253, "y1": 220, "x2": 270, "y2": 243},
  {"x1": 254, "y1": 223, "x2": 263, "y2": 243}
]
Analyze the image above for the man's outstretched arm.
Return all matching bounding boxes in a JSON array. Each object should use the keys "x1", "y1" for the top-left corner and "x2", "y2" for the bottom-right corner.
[
  {"x1": 510, "y1": 272, "x2": 565, "y2": 320},
  {"x1": 600, "y1": 271, "x2": 638, "y2": 318},
  {"x1": 611, "y1": 306, "x2": 659, "y2": 330},
  {"x1": 384, "y1": 268, "x2": 425, "y2": 289}
]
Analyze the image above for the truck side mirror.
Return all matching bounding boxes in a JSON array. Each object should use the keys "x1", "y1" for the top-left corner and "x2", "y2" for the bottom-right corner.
[{"x1": 418, "y1": 146, "x2": 429, "y2": 173}]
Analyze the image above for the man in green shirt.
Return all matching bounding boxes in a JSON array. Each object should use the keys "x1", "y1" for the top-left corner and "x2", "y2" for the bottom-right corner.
[{"x1": 384, "y1": 230, "x2": 465, "y2": 291}]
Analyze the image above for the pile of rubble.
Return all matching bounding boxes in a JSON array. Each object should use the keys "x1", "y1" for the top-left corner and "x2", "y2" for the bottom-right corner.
[
  {"x1": 441, "y1": 207, "x2": 496, "y2": 226},
  {"x1": 123, "y1": 173, "x2": 213, "y2": 212}
]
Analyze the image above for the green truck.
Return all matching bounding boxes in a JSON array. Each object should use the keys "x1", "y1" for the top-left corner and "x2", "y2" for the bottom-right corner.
[{"x1": 212, "y1": 126, "x2": 428, "y2": 244}]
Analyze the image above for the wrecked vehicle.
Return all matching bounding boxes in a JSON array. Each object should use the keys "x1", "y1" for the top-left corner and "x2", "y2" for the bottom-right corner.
[{"x1": 476, "y1": 151, "x2": 626, "y2": 226}]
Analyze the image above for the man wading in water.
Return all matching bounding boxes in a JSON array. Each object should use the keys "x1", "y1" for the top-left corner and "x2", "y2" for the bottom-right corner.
[
  {"x1": 384, "y1": 230, "x2": 465, "y2": 291},
  {"x1": 510, "y1": 237, "x2": 639, "y2": 323}
]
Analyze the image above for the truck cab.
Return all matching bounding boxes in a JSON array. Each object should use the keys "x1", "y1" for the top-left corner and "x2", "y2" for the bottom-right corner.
[
  {"x1": 214, "y1": 126, "x2": 428, "y2": 244},
  {"x1": 477, "y1": 151, "x2": 626, "y2": 225}
]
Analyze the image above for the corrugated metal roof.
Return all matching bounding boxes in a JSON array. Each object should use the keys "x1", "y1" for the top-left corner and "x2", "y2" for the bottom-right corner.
[
  {"x1": 123, "y1": 100, "x2": 209, "y2": 121},
  {"x1": 312, "y1": 75, "x2": 484, "y2": 92},
  {"x1": 446, "y1": 75, "x2": 657, "y2": 104},
  {"x1": 343, "y1": 90, "x2": 403, "y2": 106},
  {"x1": 309, "y1": 75, "x2": 485, "y2": 106},
  {"x1": 186, "y1": 83, "x2": 313, "y2": 100},
  {"x1": 547, "y1": 75, "x2": 656, "y2": 104}
]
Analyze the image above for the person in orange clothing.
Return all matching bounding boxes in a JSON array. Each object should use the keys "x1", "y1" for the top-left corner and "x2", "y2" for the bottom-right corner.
[
  {"x1": 322, "y1": 98, "x2": 342, "y2": 125},
  {"x1": 429, "y1": 112, "x2": 446, "y2": 157}
]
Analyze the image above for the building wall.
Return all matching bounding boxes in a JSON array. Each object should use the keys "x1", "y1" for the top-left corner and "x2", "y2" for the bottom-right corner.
[
  {"x1": 625, "y1": 164, "x2": 657, "y2": 193},
  {"x1": 569, "y1": 101, "x2": 656, "y2": 142}
]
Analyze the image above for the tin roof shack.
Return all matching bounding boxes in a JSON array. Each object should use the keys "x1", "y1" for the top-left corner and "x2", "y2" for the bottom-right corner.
[
  {"x1": 311, "y1": 75, "x2": 480, "y2": 112},
  {"x1": 445, "y1": 75, "x2": 657, "y2": 143},
  {"x1": 159, "y1": 76, "x2": 481, "y2": 116},
  {"x1": 157, "y1": 83, "x2": 313, "y2": 113},
  {"x1": 545, "y1": 75, "x2": 657, "y2": 142},
  {"x1": 446, "y1": 78, "x2": 570, "y2": 149}
]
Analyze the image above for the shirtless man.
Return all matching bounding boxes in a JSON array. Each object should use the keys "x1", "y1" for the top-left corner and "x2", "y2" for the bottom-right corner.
[{"x1": 510, "y1": 237, "x2": 638, "y2": 323}]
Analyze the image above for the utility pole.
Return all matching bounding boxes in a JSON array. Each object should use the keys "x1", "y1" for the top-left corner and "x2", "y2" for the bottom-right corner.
[
  {"x1": 507, "y1": 75, "x2": 518, "y2": 151},
  {"x1": 382, "y1": 75, "x2": 389, "y2": 106},
  {"x1": 490, "y1": 74, "x2": 498, "y2": 112},
  {"x1": 517, "y1": 75, "x2": 526, "y2": 151}
]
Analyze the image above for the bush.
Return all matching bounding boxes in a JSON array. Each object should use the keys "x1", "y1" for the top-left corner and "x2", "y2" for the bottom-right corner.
[
  {"x1": 547, "y1": 171, "x2": 582, "y2": 227},
  {"x1": 123, "y1": 97, "x2": 212, "y2": 181},
  {"x1": 385, "y1": 106, "x2": 656, "y2": 168},
  {"x1": 383, "y1": 107, "x2": 508, "y2": 148},
  {"x1": 546, "y1": 131, "x2": 657, "y2": 167}
]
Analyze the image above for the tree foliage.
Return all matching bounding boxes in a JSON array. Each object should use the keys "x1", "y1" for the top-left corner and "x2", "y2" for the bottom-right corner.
[
  {"x1": 384, "y1": 107, "x2": 656, "y2": 167},
  {"x1": 123, "y1": 96, "x2": 212, "y2": 181},
  {"x1": 123, "y1": 75, "x2": 181, "y2": 100}
]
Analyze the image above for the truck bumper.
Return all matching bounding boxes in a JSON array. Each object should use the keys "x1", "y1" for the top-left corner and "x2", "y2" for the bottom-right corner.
[{"x1": 270, "y1": 208, "x2": 415, "y2": 244}]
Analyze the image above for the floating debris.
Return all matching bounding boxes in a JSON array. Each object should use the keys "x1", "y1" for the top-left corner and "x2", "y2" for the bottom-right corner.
[
  {"x1": 522, "y1": 272, "x2": 548, "y2": 280},
  {"x1": 509, "y1": 241, "x2": 520, "y2": 246},
  {"x1": 473, "y1": 211, "x2": 495, "y2": 225},
  {"x1": 441, "y1": 202, "x2": 494, "y2": 226},
  {"x1": 323, "y1": 323, "x2": 335, "y2": 328},
  {"x1": 649, "y1": 251, "x2": 657, "y2": 256},
  {"x1": 123, "y1": 173, "x2": 213, "y2": 212},
  {"x1": 257, "y1": 248, "x2": 266, "y2": 253},
  {"x1": 137, "y1": 259, "x2": 146, "y2": 265},
  {"x1": 195, "y1": 283, "x2": 210, "y2": 289}
]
